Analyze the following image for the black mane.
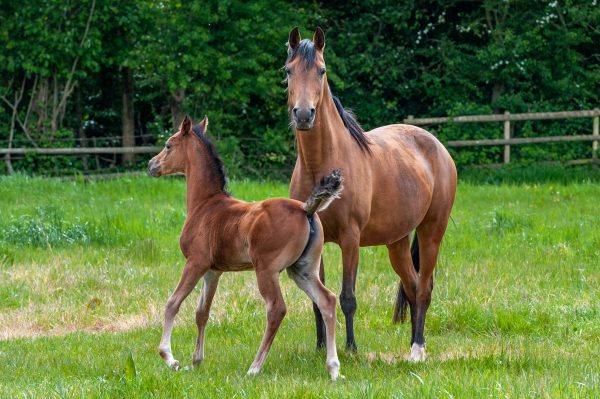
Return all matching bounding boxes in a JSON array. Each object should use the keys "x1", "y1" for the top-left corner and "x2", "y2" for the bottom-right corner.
[
  {"x1": 286, "y1": 40, "x2": 371, "y2": 153},
  {"x1": 331, "y1": 94, "x2": 371, "y2": 153},
  {"x1": 192, "y1": 124, "x2": 230, "y2": 195},
  {"x1": 287, "y1": 39, "x2": 317, "y2": 68}
]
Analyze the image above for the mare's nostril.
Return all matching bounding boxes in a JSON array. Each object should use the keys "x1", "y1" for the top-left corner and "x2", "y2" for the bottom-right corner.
[
  {"x1": 310, "y1": 108, "x2": 316, "y2": 118},
  {"x1": 293, "y1": 107, "x2": 298, "y2": 117}
]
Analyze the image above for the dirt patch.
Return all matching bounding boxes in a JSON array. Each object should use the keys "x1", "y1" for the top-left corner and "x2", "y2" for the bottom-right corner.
[{"x1": 0, "y1": 305, "x2": 161, "y2": 341}]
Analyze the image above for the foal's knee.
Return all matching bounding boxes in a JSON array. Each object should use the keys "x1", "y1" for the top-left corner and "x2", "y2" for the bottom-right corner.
[{"x1": 267, "y1": 302, "x2": 287, "y2": 324}]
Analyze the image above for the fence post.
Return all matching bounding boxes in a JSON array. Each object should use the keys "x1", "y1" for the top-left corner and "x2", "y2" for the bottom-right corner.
[
  {"x1": 503, "y1": 111, "x2": 511, "y2": 164},
  {"x1": 593, "y1": 109, "x2": 599, "y2": 160}
]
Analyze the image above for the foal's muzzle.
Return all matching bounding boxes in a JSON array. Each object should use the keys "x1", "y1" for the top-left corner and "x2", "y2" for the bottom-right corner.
[
  {"x1": 147, "y1": 159, "x2": 161, "y2": 177},
  {"x1": 293, "y1": 107, "x2": 316, "y2": 130}
]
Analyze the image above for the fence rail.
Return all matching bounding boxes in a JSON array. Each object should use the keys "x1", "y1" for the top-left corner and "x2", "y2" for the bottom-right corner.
[
  {"x1": 404, "y1": 109, "x2": 600, "y2": 164},
  {"x1": 2, "y1": 109, "x2": 599, "y2": 174},
  {"x1": 0, "y1": 146, "x2": 161, "y2": 155}
]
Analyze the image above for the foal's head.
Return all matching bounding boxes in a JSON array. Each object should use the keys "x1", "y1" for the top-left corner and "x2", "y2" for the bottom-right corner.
[
  {"x1": 285, "y1": 27, "x2": 327, "y2": 131},
  {"x1": 147, "y1": 115, "x2": 209, "y2": 177}
]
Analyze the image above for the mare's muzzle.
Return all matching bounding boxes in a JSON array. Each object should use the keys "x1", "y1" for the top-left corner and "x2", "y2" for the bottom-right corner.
[{"x1": 293, "y1": 107, "x2": 316, "y2": 130}]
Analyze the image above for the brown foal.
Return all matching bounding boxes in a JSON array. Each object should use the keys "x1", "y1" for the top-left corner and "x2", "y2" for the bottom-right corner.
[
  {"x1": 285, "y1": 28, "x2": 457, "y2": 361},
  {"x1": 147, "y1": 115, "x2": 343, "y2": 380}
]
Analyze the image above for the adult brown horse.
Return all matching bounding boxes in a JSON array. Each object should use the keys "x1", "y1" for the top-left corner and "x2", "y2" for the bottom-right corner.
[
  {"x1": 147, "y1": 115, "x2": 343, "y2": 380},
  {"x1": 285, "y1": 27, "x2": 457, "y2": 361}
]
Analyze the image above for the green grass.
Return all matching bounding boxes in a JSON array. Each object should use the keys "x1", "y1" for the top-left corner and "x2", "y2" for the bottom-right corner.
[{"x1": 0, "y1": 172, "x2": 599, "y2": 398}]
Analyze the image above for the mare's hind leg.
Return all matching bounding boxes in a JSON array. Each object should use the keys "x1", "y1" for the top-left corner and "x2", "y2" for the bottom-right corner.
[
  {"x1": 159, "y1": 261, "x2": 208, "y2": 370},
  {"x1": 247, "y1": 268, "x2": 287, "y2": 376},
  {"x1": 192, "y1": 270, "x2": 222, "y2": 367},
  {"x1": 287, "y1": 261, "x2": 342, "y2": 381},
  {"x1": 387, "y1": 237, "x2": 419, "y2": 353},
  {"x1": 312, "y1": 258, "x2": 327, "y2": 349},
  {"x1": 411, "y1": 223, "x2": 446, "y2": 361},
  {"x1": 339, "y1": 234, "x2": 361, "y2": 351}
]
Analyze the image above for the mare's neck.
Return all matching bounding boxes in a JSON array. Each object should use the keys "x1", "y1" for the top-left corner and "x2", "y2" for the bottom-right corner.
[
  {"x1": 295, "y1": 83, "x2": 351, "y2": 173},
  {"x1": 184, "y1": 141, "x2": 226, "y2": 213}
]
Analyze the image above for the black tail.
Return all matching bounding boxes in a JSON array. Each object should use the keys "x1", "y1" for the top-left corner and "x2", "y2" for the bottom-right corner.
[
  {"x1": 393, "y1": 232, "x2": 420, "y2": 324},
  {"x1": 303, "y1": 169, "x2": 343, "y2": 216}
]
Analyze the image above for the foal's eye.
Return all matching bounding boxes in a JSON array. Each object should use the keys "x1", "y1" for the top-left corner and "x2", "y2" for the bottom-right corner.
[
  {"x1": 285, "y1": 67, "x2": 291, "y2": 76},
  {"x1": 165, "y1": 143, "x2": 172, "y2": 150}
]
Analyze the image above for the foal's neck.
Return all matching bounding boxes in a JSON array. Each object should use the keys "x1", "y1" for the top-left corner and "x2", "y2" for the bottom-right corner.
[
  {"x1": 295, "y1": 83, "x2": 352, "y2": 173},
  {"x1": 184, "y1": 142, "x2": 226, "y2": 213}
]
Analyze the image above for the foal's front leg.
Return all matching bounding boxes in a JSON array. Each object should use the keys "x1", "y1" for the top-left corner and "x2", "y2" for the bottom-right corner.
[
  {"x1": 193, "y1": 270, "x2": 222, "y2": 367},
  {"x1": 159, "y1": 261, "x2": 207, "y2": 370},
  {"x1": 247, "y1": 269, "x2": 287, "y2": 376}
]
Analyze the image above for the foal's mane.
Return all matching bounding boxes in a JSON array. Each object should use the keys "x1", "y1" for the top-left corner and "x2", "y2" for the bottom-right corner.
[
  {"x1": 287, "y1": 39, "x2": 371, "y2": 153},
  {"x1": 192, "y1": 124, "x2": 230, "y2": 195}
]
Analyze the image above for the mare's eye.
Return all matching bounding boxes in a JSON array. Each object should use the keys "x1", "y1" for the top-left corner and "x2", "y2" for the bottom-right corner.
[
  {"x1": 285, "y1": 67, "x2": 291, "y2": 76},
  {"x1": 319, "y1": 67, "x2": 326, "y2": 76}
]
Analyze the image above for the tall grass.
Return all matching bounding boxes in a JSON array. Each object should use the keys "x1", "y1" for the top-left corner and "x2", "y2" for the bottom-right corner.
[{"x1": 0, "y1": 170, "x2": 598, "y2": 398}]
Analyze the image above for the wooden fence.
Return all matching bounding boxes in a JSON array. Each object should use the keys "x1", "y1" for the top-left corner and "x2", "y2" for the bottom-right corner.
[
  {"x1": 404, "y1": 109, "x2": 600, "y2": 164},
  {"x1": 2, "y1": 109, "x2": 599, "y2": 175}
]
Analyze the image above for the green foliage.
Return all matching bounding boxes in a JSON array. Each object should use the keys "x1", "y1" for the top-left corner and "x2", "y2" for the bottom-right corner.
[{"x1": 1, "y1": 1, "x2": 599, "y2": 175}]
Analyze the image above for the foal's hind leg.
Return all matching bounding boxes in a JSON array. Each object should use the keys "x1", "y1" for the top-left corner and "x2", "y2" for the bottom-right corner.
[
  {"x1": 159, "y1": 261, "x2": 208, "y2": 370},
  {"x1": 247, "y1": 268, "x2": 287, "y2": 376},
  {"x1": 287, "y1": 261, "x2": 342, "y2": 381},
  {"x1": 193, "y1": 270, "x2": 222, "y2": 367}
]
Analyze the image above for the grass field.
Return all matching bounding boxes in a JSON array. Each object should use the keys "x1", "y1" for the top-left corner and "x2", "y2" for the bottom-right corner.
[{"x1": 0, "y1": 169, "x2": 599, "y2": 398}]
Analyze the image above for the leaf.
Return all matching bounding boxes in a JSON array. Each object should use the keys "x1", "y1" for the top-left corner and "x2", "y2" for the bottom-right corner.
[{"x1": 125, "y1": 351, "x2": 137, "y2": 380}]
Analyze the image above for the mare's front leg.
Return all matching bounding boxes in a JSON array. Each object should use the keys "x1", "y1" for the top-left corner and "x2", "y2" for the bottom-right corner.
[
  {"x1": 312, "y1": 258, "x2": 327, "y2": 349},
  {"x1": 159, "y1": 260, "x2": 208, "y2": 370},
  {"x1": 193, "y1": 270, "x2": 222, "y2": 367},
  {"x1": 339, "y1": 233, "x2": 361, "y2": 351},
  {"x1": 247, "y1": 268, "x2": 287, "y2": 376}
]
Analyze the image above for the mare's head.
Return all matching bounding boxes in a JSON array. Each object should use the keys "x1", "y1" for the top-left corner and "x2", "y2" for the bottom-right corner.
[
  {"x1": 147, "y1": 115, "x2": 209, "y2": 177},
  {"x1": 285, "y1": 27, "x2": 327, "y2": 131}
]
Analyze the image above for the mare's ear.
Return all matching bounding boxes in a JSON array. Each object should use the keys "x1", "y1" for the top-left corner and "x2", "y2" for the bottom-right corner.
[
  {"x1": 313, "y1": 27, "x2": 325, "y2": 51},
  {"x1": 180, "y1": 115, "x2": 192, "y2": 135},
  {"x1": 197, "y1": 115, "x2": 208, "y2": 134},
  {"x1": 288, "y1": 27, "x2": 301, "y2": 54}
]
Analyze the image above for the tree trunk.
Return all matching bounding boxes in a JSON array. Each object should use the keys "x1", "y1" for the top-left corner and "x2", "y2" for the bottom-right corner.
[
  {"x1": 170, "y1": 88, "x2": 185, "y2": 130},
  {"x1": 121, "y1": 67, "x2": 135, "y2": 165},
  {"x1": 491, "y1": 81, "x2": 504, "y2": 114}
]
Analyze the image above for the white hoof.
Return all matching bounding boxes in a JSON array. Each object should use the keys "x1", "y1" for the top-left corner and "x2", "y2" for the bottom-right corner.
[
  {"x1": 409, "y1": 343, "x2": 426, "y2": 362},
  {"x1": 168, "y1": 359, "x2": 181, "y2": 371},
  {"x1": 247, "y1": 367, "x2": 260, "y2": 376}
]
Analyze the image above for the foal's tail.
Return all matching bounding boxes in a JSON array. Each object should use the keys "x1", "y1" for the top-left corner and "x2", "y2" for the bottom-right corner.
[
  {"x1": 393, "y1": 233, "x2": 420, "y2": 324},
  {"x1": 303, "y1": 169, "x2": 344, "y2": 216}
]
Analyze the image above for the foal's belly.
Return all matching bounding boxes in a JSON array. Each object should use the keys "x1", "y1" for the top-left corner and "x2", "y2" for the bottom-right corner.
[{"x1": 211, "y1": 262, "x2": 254, "y2": 272}]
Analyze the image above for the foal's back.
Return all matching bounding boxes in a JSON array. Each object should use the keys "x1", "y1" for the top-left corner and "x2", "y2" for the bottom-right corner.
[{"x1": 180, "y1": 195, "x2": 313, "y2": 272}]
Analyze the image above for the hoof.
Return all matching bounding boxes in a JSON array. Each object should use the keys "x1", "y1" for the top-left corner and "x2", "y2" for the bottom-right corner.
[
  {"x1": 346, "y1": 342, "x2": 358, "y2": 352},
  {"x1": 409, "y1": 343, "x2": 426, "y2": 362},
  {"x1": 192, "y1": 355, "x2": 203, "y2": 368},
  {"x1": 333, "y1": 374, "x2": 346, "y2": 383},
  {"x1": 246, "y1": 367, "x2": 260, "y2": 377},
  {"x1": 168, "y1": 359, "x2": 181, "y2": 371}
]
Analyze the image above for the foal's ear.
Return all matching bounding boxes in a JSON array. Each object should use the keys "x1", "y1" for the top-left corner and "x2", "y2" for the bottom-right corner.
[
  {"x1": 180, "y1": 115, "x2": 192, "y2": 135},
  {"x1": 313, "y1": 27, "x2": 325, "y2": 51},
  {"x1": 197, "y1": 115, "x2": 209, "y2": 134},
  {"x1": 288, "y1": 27, "x2": 301, "y2": 53}
]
